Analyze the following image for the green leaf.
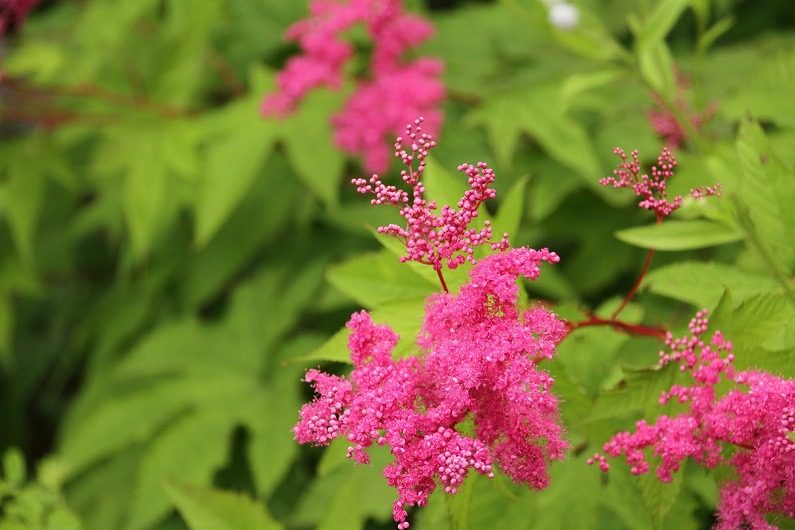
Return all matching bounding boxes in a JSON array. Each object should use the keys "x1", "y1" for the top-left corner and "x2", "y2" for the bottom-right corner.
[
  {"x1": 528, "y1": 460, "x2": 600, "y2": 530},
  {"x1": 710, "y1": 291, "x2": 795, "y2": 353},
  {"x1": 467, "y1": 85, "x2": 608, "y2": 200},
  {"x1": 636, "y1": 0, "x2": 689, "y2": 51},
  {"x1": 423, "y1": 159, "x2": 470, "y2": 212},
  {"x1": 290, "y1": 446, "x2": 395, "y2": 528},
  {"x1": 637, "y1": 39, "x2": 676, "y2": 95},
  {"x1": 194, "y1": 86, "x2": 277, "y2": 247},
  {"x1": 0, "y1": 141, "x2": 45, "y2": 263},
  {"x1": 326, "y1": 251, "x2": 437, "y2": 308},
  {"x1": 128, "y1": 408, "x2": 242, "y2": 530},
  {"x1": 642, "y1": 261, "x2": 780, "y2": 308},
  {"x1": 604, "y1": 464, "x2": 654, "y2": 530},
  {"x1": 301, "y1": 297, "x2": 426, "y2": 363},
  {"x1": 734, "y1": 118, "x2": 795, "y2": 272},
  {"x1": 638, "y1": 466, "x2": 685, "y2": 528},
  {"x1": 2, "y1": 448, "x2": 26, "y2": 488},
  {"x1": 279, "y1": 90, "x2": 345, "y2": 207},
  {"x1": 244, "y1": 363, "x2": 303, "y2": 497},
  {"x1": 167, "y1": 482, "x2": 281, "y2": 530},
  {"x1": 493, "y1": 177, "x2": 527, "y2": 240},
  {"x1": 0, "y1": 294, "x2": 13, "y2": 368},
  {"x1": 615, "y1": 220, "x2": 743, "y2": 251},
  {"x1": 589, "y1": 363, "x2": 681, "y2": 422},
  {"x1": 59, "y1": 374, "x2": 249, "y2": 476}
]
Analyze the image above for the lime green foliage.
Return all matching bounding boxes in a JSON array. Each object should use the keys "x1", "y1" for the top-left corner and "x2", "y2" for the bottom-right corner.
[
  {"x1": 2, "y1": 1, "x2": 795, "y2": 529},
  {"x1": 0, "y1": 449, "x2": 81, "y2": 530}
]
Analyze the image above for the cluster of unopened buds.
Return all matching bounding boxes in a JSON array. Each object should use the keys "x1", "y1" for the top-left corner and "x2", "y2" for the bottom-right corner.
[
  {"x1": 600, "y1": 147, "x2": 720, "y2": 220},
  {"x1": 352, "y1": 118, "x2": 510, "y2": 282}
]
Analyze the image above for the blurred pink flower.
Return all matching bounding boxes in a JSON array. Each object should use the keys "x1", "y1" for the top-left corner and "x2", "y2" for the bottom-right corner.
[
  {"x1": 0, "y1": 0, "x2": 37, "y2": 34},
  {"x1": 262, "y1": 0, "x2": 444, "y2": 173}
]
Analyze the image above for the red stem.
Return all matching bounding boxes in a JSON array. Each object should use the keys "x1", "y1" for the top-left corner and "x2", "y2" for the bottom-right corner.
[
  {"x1": 611, "y1": 213, "x2": 663, "y2": 319},
  {"x1": 436, "y1": 268, "x2": 449, "y2": 294},
  {"x1": 611, "y1": 247, "x2": 656, "y2": 319},
  {"x1": 566, "y1": 316, "x2": 668, "y2": 340}
]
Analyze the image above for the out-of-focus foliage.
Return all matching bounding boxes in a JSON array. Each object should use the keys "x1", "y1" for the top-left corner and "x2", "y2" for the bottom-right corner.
[{"x1": 0, "y1": 0, "x2": 794, "y2": 529}]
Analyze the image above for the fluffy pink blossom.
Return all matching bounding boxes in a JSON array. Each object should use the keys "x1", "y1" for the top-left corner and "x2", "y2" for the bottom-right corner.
[
  {"x1": 262, "y1": 0, "x2": 444, "y2": 173},
  {"x1": 589, "y1": 310, "x2": 795, "y2": 530},
  {"x1": 0, "y1": 0, "x2": 37, "y2": 34},
  {"x1": 600, "y1": 147, "x2": 720, "y2": 220},
  {"x1": 295, "y1": 248, "x2": 568, "y2": 528},
  {"x1": 352, "y1": 118, "x2": 510, "y2": 275}
]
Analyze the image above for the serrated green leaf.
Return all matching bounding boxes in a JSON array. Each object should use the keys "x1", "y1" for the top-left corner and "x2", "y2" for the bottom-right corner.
[
  {"x1": 735, "y1": 119, "x2": 795, "y2": 272},
  {"x1": 589, "y1": 363, "x2": 681, "y2": 422},
  {"x1": 710, "y1": 291, "x2": 795, "y2": 352},
  {"x1": 167, "y1": 482, "x2": 281, "y2": 530},
  {"x1": 643, "y1": 261, "x2": 780, "y2": 308},
  {"x1": 615, "y1": 220, "x2": 743, "y2": 251}
]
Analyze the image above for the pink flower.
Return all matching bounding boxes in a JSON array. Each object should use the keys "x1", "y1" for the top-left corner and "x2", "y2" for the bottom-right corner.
[
  {"x1": 0, "y1": 0, "x2": 37, "y2": 34},
  {"x1": 262, "y1": 0, "x2": 444, "y2": 173},
  {"x1": 647, "y1": 74, "x2": 715, "y2": 149},
  {"x1": 589, "y1": 310, "x2": 795, "y2": 530},
  {"x1": 295, "y1": 248, "x2": 568, "y2": 528},
  {"x1": 600, "y1": 147, "x2": 720, "y2": 220},
  {"x1": 352, "y1": 118, "x2": 510, "y2": 274}
]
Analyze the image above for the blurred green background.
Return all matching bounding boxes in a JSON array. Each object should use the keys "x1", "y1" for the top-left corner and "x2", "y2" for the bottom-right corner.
[{"x1": 1, "y1": 0, "x2": 795, "y2": 529}]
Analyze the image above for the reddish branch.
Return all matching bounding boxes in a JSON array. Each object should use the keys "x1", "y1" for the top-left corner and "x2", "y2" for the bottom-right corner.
[{"x1": 565, "y1": 315, "x2": 667, "y2": 340}]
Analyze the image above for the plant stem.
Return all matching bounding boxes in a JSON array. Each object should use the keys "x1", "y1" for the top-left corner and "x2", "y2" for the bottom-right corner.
[
  {"x1": 566, "y1": 315, "x2": 668, "y2": 341},
  {"x1": 436, "y1": 268, "x2": 450, "y2": 293},
  {"x1": 612, "y1": 213, "x2": 662, "y2": 319},
  {"x1": 612, "y1": 247, "x2": 656, "y2": 319}
]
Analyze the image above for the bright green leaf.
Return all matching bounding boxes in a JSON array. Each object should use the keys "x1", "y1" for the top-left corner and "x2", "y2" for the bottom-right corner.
[
  {"x1": 615, "y1": 220, "x2": 743, "y2": 251},
  {"x1": 167, "y1": 482, "x2": 281, "y2": 530}
]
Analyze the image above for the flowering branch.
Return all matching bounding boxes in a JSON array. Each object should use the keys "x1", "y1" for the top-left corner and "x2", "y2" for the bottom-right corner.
[
  {"x1": 566, "y1": 147, "x2": 721, "y2": 339},
  {"x1": 588, "y1": 310, "x2": 795, "y2": 529},
  {"x1": 352, "y1": 118, "x2": 510, "y2": 292}
]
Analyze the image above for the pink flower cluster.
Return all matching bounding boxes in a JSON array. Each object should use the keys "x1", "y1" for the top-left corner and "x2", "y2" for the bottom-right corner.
[
  {"x1": 0, "y1": 0, "x2": 37, "y2": 34},
  {"x1": 262, "y1": 0, "x2": 444, "y2": 172},
  {"x1": 295, "y1": 248, "x2": 568, "y2": 528},
  {"x1": 589, "y1": 310, "x2": 795, "y2": 530},
  {"x1": 352, "y1": 118, "x2": 510, "y2": 273},
  {"x1": 600, "y1": 147, "x2": 720, "y2": 220},
  {"x1": 647, "y1": 73, "x2": 714, "y2": 149}
]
